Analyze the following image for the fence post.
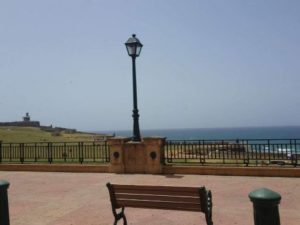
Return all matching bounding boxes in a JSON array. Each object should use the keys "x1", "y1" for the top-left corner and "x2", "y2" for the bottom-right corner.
[
  {"x1": 0, "y1": 141, "x2": 2, "y2": 163},
  {"x1": 78, "y1": 142, "x2": 83, "y2": 164},
  {"x1": 48, "y1": 142, "x2": 53, "y2": 164},
  {"x1": 105, "y1": 141, "x2": 110, "y2": 162},
  {"x1": 249, "y1": 188, "x2": 281, "y2": 225},
  {"x1": 20, "y1": 143, "x2": 24, "y2": 163},
  {"x1": 291, "y1": 139, "x2": 298, "y2": 167},
  {"x1": 0, "y1": 180, "x2": 10, "y2": 225},
  {"x1": 34, "y1": 143, "x2": 37, "y2": 162}
]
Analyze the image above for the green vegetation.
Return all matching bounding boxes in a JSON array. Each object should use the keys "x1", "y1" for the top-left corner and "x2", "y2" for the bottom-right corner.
[{"x1": 0, "y1": 126, "x2": 105, "y2": 143}]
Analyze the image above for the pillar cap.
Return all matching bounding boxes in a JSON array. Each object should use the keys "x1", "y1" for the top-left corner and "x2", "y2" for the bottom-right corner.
[
  {"x1": 107, "y1": 137, "x2": 131, "y2": 144},
  {"x1": 249, "y1": 188, "x2": 281, "y2": 203},
  {"x1": 0, "y1": 180, "x2": 10, "y2": 190},
  {"x1": 143, "y1": 136, "x2": 166, "y2": 139}
]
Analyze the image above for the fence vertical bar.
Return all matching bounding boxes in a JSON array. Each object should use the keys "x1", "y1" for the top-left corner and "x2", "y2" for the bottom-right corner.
[
  {"x1": 63, "y1": 143, "x2": 67, "y2": 162},
  {"x1": 78, "y1": 142, "x2": 83, "y2": 164},
  {"x1": 202, "y1": 140, "x2": 206, "y2": 163},
  {"x1": 169, "y1": 141, "x2": 173, "y2": 163},
  {"x1": 81, "y1": 142, "x2": 84, "y2": 163},
  {"x1": 0, "y1": 180, "x2": 10, "y2": 225},
  {"x1": 290, "y1": 139, "x2": 293, "y2": 166},
  {"x1": 48, "y1": 142, "x2": 53, "y2": 164},
  {"x1": 9, "y1": 144, "x2": 12, "y2": 162},
  {"x1": 291, "y1": 139, "x2": 298, "y2": 167},
  {"x1": 184, "y1": 141, "x2": 187, "y2": 163},
  {"x1": 20, "y1": 143, "x2": 24, "y2": 163},
  {"x1": 34, "y1": 143, "x2": 37, "y2": 162},
  {"x1": 221, "y1": 141, "x2": 225, "y2": 164},
  {"x1": 0, "y1": 141, "x2": 2, "y2": 163},
  {"x1": 198, "y1": 140, "x2": 202, "y2": 164},
  {"x1": 105, "y1": 141, "x2": 110, "y2": 162},
  {"x1": 268, "y1": 139, "x2": 274, "y2": 164},
  {"x1": 92, "y1": 143, "x2": 95, "y2": 162},
  {"x1": 296, "y1": 139, "x2": 299, "y2": 167}
]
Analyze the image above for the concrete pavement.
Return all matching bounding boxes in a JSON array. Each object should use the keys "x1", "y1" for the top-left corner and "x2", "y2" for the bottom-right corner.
[{"x1": 1, "y1": 171, "x2": 299, "y2": 225}]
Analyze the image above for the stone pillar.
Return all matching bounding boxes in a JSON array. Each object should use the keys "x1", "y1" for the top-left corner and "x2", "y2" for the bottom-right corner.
[
  {"x1": 143, "y1": 137, "x2": 166, "y2": 174},
  {"x1": 107, "y1": 137, "x2": 130, "y2": 173},
  {"x1": 108, "y1": 137, "x2": 166, "y2": 174},
  {"x1": 123, "y1": 141, "x2": 145, "y2": 173}
]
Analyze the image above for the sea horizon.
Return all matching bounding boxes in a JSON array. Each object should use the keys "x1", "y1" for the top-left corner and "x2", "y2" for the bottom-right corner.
[{"x1": 94, "y1": 125, "x2": 300, "y2": 140}]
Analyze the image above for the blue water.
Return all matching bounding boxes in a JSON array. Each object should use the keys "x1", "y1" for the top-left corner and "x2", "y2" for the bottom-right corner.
[{"x1": 98, "y1": 126, "x2": 300, "y2": 140}]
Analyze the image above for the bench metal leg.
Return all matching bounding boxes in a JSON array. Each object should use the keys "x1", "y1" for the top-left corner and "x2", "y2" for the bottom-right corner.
[
  {"x1": 113, "y1": 207, "x2": 127, "y2": 225},
  {"x1": 205, "y1": 190, "x2": 213, "y2": 225},
  {"x1": 123, "y1": 214, "x2": 127, "y2": 225}
]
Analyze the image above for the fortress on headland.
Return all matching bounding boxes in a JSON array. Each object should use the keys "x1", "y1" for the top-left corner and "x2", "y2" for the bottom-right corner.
[
  {"x1": 0, "y1": 113, "x2": 77, "y2": 133},
  {"x1": 0, "y1": 113, "x2": 40, "y2": 127}
]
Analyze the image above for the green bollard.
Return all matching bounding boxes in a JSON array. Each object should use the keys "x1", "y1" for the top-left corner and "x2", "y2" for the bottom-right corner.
[
  {"x1": 0, "y1": 180, "x2": 10, "y2": 225},
  {"x1": 249, "y1": 188, "x2": 281, "y2": 225}
]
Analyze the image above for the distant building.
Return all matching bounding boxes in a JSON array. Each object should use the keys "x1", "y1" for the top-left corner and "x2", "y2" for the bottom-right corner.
[
  {"x1": 23, "y1": 112, "x2": 31, "y2": 122},
  {"x1": 0, "y1": 113, "x2": 79, "y2": 134},
  {"x1": 0, "y1": 113, "x2": 40, "y2": 127}
]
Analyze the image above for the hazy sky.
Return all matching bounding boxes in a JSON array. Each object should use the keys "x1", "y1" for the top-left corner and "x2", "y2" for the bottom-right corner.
[{"x1": 0, "y1": 0, "x2": 299, "y2": 131}]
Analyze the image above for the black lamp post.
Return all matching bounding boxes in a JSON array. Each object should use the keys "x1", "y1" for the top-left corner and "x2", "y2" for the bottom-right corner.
[{"x1": 125, "y1": 34, "x2": 143, "y2": 142}]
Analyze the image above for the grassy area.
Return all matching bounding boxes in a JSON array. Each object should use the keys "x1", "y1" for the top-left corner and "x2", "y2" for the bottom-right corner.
[{"x1": 0, "y1": 126, "x2": 106, "y2": 143}]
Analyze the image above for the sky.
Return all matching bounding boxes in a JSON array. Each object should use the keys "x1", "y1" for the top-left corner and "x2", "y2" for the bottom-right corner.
[{"x1": 0, "y1": 0, "x2": 300, "y2": 131}]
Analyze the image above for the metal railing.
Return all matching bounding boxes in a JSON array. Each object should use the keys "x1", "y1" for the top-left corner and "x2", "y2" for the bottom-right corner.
[
  {"x1": 163, "y1": 139, "x2": 300, "y2": 166},
  {"x1": 0, "y1": 141, "x2": 110, "y2": 164},
  {"x1": 1, "y1": 139, "x2": 299, "y2": 167}
]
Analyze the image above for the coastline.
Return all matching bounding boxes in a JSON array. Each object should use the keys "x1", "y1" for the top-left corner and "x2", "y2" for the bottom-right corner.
[{"x1": 94, "y1": 126, "x2": 300, "y2": 140}]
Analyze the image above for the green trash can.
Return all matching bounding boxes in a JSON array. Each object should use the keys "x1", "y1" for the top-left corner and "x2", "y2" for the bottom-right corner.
[{"x1": 249, "y1": 188, "x2": 281, "y2": 225}]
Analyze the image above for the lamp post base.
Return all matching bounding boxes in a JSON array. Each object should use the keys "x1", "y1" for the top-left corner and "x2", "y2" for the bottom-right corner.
[{"x1": 132, "y1": 109, "x2": 141, "y2": 142}]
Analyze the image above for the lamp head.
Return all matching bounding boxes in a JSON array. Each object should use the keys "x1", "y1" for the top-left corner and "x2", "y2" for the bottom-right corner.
[{"x1": 125, "y1": 34, "x2": 143, "y2": 57}]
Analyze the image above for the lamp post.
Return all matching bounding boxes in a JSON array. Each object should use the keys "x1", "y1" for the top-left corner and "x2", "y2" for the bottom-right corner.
[{"x1": 125, "y1": 34, "x2": 143, "y2": 142}]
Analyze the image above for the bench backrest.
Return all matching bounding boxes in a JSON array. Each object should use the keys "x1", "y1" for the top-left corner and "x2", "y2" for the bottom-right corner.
[{"x1": 106, "y1": 183, "x2": 210, "y2": 212}]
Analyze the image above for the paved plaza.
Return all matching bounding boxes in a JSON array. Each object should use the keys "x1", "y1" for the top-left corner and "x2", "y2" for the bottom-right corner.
[{"x1": 1, "y1": 171, "x2": 299, "y2": 225}]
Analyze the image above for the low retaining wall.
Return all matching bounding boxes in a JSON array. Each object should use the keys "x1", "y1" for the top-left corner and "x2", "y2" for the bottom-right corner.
[
  {"x1": 0, "y1": 164, "x2": 109, "y2": 173},
  {"x1": 163, "y1": 165, "x2": 300, "y2": 177},
  {"x1": 0, "y1": 164, "x2": 299, "y2": 177}
]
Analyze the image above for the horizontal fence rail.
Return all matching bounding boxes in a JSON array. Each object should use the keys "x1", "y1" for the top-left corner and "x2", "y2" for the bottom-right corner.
[
  {"x1": 164, "y1": 139, "x2": 300, "y2": 167},
  {"x1": 0, "y1": 141, "x2": 110, "y2": 164}
]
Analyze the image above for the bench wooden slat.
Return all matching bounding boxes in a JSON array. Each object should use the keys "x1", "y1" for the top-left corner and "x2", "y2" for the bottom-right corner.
[
  {"x1": 113, "y1": 184, "x2": 200, "y2": 193},
  {"x1": 116, "y1": 193, "x2": 201, "y2": 204},
  {"x1": 113, "y1": 185, "x2": 201, "y2": 197},
  {"x1": 116, "y1": 199, "x2": 202, "y2": 212}
]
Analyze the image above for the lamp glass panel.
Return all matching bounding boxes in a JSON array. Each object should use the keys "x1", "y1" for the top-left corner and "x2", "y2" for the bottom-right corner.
[
  {"x1": 126, "y1": 45, "x2": 136, "y2": 56},
  {"x1": 136, "y1": 45, "x2": 142, "y2": 56}
]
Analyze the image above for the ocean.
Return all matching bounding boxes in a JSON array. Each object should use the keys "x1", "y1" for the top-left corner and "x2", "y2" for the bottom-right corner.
[{"x1": 98, "y1": 126, "x2": 300, "y2": 140}]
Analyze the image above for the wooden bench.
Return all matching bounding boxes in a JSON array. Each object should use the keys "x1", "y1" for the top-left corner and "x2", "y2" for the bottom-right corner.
[{"x1": 106, "y1": 183, "x2": 213, "y2": 225}]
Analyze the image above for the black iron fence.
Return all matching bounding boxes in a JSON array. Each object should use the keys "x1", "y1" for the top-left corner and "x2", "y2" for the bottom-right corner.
[
  {"x1": 164, "y1": 139, "x2": 300, "y2": 166},
  {"x1": 0, "y1": 141, "x2": 110, "y2": 164},
  {"x1": 1, "y1": 139, "x2": 300, "y2": 166}
]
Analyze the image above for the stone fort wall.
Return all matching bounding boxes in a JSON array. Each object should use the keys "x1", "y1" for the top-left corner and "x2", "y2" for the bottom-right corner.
[{"x1": 0, "y1": 121, "x2": 40, "y2": 127}]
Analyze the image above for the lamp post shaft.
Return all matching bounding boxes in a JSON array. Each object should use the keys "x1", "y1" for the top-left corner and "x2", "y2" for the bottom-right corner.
[{"x1": 131, "y1": 56, "x2": 141, "y2": 141}]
